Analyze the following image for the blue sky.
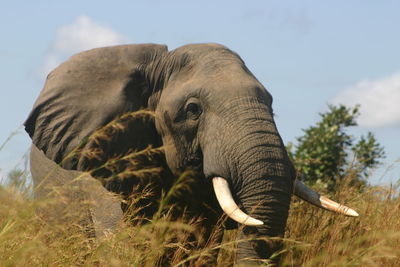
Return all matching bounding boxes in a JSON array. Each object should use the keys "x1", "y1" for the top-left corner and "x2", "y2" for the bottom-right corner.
[{"x1": 1, "y1": 1, "x2": 399, "y2": 185}]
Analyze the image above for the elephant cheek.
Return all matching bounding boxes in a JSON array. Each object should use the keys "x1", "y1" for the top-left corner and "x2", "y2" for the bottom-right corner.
[
  {"x1": 201, "y1": 140, "x2": 230, "y2": 181},
  {"x1": 162, "y1": 141, "x2": 180, "y2": 175}
]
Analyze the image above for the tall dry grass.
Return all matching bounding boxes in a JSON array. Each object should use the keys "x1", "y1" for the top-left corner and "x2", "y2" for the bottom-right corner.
[
  {"x1": 282, "y1": 171, "x2": 400, "y2": 267},
  {"x1": 0, "y1": 177, "x2": 221, "y2": 266},
  {"x1": 1, "y1": 169, "x2": 399, "y2": 266}
]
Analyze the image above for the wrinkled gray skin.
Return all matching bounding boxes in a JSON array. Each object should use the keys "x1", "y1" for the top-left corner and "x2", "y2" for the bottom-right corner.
[{"x1": 25, "y1": 43, "x2": 294, "y2": 265}]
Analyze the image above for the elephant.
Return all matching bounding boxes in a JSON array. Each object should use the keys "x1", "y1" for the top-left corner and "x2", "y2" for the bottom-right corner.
[{"x1": 25, "y1": 43, "x2": 358, "y2": 265}]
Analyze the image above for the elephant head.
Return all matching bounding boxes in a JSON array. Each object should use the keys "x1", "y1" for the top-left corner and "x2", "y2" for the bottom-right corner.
[{"x1": 25, "y1": 43, "x2": 358, "y2": 265}]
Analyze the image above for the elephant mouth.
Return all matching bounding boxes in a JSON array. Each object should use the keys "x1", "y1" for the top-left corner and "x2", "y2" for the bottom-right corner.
[{"x1": 211, "y1": 176, "x2": 359, "y2": 227}]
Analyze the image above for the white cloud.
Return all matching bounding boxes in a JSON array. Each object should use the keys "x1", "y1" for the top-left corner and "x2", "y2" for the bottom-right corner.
[
  {"x1": 332, "y1": 71, "x2": 400, "y2": 127},
  {"x1": 40, "y1": 15, "x2": 129, "y2": 77}
]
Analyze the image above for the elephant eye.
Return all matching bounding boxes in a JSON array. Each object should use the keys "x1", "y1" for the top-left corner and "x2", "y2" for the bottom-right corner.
[{"x1": 185, "y1": 102, "x2": 202, "y2": 119}]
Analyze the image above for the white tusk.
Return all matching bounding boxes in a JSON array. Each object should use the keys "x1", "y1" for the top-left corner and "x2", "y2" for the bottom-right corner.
[
  {"x1": 293, "y1": 179, "x2": 359, "y2": 217},
  {"x1": 212, "y1": 177, "x2": 263, "y2": 226}
]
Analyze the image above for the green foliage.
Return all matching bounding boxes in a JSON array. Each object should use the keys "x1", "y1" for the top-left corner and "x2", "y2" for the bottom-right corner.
[
  {"x1": 287, "y1": 105, "x2": 385, "y2": 191},
  {"x1": 6, "y1": 169, "x2": 29, "y2": 190},
  {"x1": 352, "y1": 132, "x2": 385, "y2": 177},
  {"x1": 2, "y1": 156, "x2": 32, "y2": 195}
]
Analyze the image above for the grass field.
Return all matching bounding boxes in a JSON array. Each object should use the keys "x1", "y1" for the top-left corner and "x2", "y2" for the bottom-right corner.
[{"x1": 1, "y1": 166, "x2": 399, "y2": 267}]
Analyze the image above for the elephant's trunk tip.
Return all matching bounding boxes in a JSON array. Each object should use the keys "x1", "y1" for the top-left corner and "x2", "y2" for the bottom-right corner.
[{"x1": 212, "y1": 177, "x2": 264, "y2": 226}]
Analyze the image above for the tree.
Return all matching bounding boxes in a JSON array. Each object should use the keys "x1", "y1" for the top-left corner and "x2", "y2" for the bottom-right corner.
[
  {"x1": 287, "y1": 105, "x2": 385, "y2": 192},
  {"x1": 6, "y1": 169, "x2": 28, "y2": 189}
]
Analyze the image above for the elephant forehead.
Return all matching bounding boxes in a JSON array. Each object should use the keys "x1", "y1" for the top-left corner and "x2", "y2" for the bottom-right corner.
[
  {"x1": 197, "y1": 71, "x2": 270, "y2": 102},
  {"x1": 171, "y1": 61, "x2": 261, "y2": 89},
  {"x1": 159, "y1": 73, "x2": 271, "y2": 113}
]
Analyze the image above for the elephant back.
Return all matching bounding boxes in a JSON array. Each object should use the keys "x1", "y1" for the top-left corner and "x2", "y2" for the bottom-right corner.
[{"x1": 24, "y1": 44, "x2": 168, "y2": 169}]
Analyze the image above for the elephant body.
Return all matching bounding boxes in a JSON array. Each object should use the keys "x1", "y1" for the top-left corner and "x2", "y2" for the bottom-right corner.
[
  {"x1": 30, "y1": 144, "x2": 123, "y2": 238},
  {"x1": 26, "y1": 43, "x2": 295, "y2": 265}
]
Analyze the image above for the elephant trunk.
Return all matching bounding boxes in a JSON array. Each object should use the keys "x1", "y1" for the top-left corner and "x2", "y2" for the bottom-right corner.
[
  {"x1": 203, "y1": 98, "x2": 295, "y2": 264},
  {"x1": 233, "y1": 133, "x2": 294, "y2": 265}
]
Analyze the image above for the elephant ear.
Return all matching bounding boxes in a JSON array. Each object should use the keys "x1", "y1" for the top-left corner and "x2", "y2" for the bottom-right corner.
[{"x1": 24, "y1": 44, "x2": 168, "y2": 170}]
